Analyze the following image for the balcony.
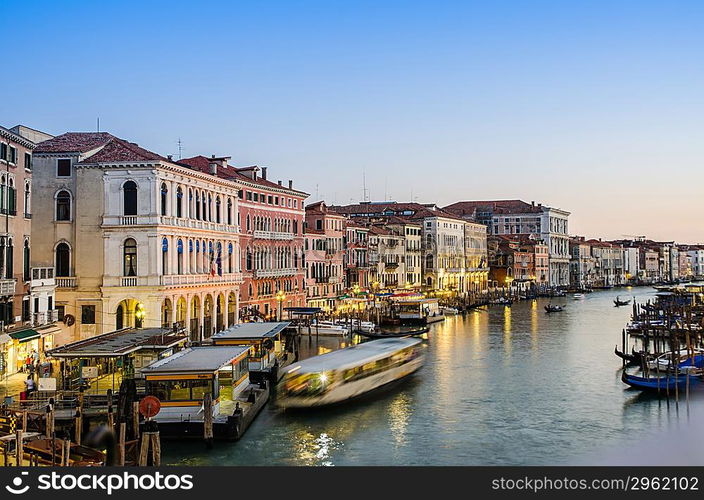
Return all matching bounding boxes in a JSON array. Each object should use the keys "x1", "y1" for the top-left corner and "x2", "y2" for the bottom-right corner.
[
  {"x1": 56, "y1": 277, "x2": 77, "y2": 288},
  {"x1": 33, "y1": 309, "x2": 59, "y2": 326},
  {"x1": 0, "y1": 279, "x2": 16, "y2": 296},
  {"x1": 31, "y1": 267, "x2": 55, "y2": 288},
  {"x1": 102, "y1": 215, "x2": 239, "y2": 234},
  {"x1": 253, "y1": 230, "x2": 294, "y2": 240},
  {"x1": 161, "y1": 272, "x2": 243, "y2": 286},
  {"x1": 253, "y1": 268, "x2": 298, "y2": 278}
]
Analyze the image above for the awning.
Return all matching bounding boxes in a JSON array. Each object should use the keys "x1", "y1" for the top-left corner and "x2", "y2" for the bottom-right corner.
[{"x1": 9, "y1": 329, "x2": 40, "y2": 343}]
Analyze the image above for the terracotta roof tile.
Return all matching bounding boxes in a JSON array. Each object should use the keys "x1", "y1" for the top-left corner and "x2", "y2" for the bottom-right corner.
[
  {"x1": 78, "y1": 138, "x2": 166, "y2": 164},
  {"x1": 34, "y1": 132, "x2": 115, "y2": 153}
]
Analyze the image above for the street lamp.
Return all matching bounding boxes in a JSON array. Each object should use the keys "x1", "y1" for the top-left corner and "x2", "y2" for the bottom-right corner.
[{"x1": 275, "y1": 290, "x2": 286, "y2": 321}]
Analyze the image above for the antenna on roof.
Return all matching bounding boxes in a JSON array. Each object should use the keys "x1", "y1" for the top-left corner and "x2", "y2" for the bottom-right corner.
[
  {"x1": 315, "y1": 184, "x2": 319, "y2": 200},
  {"x1": 362, "y1": 168, "x2": 368, "y2": 202},
  {"x1": 96, "y1": 117, "x2": 100, "y2": 132},
  {"x1": 177, "y1": 138, "x2": 183, "y2": 160}
]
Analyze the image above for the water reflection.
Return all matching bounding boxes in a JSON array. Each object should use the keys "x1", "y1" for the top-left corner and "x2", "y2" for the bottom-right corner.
[{"x1": 163, "y1": 287, "x2": 692, "y2": 466}]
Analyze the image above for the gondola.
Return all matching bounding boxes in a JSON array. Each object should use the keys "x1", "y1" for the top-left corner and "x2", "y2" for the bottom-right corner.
[
  {"x1": 614, "y1": 345, "x2": 646, "y2": 366},
  {"x1": 354, "y1": 327, "x2": 430, "y2": 339},
  {"x1": 614, "y1": 296, "x2": 631, "y2": 307},
  {"x1": 621, "y1": 371, "x2": 701, "y2": 392},
  {"x1": 544, "y1": 305, "x2": 564, "y2": 313}
]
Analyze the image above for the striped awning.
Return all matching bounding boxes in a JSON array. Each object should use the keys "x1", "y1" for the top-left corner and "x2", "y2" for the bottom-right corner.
[{"x1": 9, "y1": 329, "x2": 40, "y2": 343}]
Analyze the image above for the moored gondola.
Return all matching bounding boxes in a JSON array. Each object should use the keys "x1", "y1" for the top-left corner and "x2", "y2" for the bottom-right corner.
[
  {"x1": 614, "y1": 345, "x2": 646, "y2": 366},
  {"x1": 621, "y1": 371, "x2": 702, "y2": 392},
  {"x1": 614, "y1": 296, "x2": 631, "y2": 307}
]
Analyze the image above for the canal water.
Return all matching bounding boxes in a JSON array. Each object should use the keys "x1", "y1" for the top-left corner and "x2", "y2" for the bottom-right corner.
[{"x1": 163, "y1": 287, "x2": 704, "y2": 466}]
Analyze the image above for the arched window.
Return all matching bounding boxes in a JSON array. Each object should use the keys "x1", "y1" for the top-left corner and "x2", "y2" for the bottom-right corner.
[
  {"x1": 161, "y1": 238, "x2": 169, "y2": 275},
  {"x1": 227, "y1": 199, "x2": 232, "y2": 225},
  {"x1": 123, "y1": 181, "x2": 137, "y2": 215},
  {"x1": 56, "y1": 190, "x2": 71, "y2": 221},
  {"x1": 177, "y1": 239, "x2": 184, "y2": 274},
  {"x1": 24, "y1": 182, "x2": 30, "y2": 218},
  {"x1": 176, "y1": 187, "x2": 183, "y2": 218},
  {"x1": 4, "y1": 238, "x2": 13, "y2": 279},
  {"x1": 23, "y1": 240, "x2": 30, "y2": 281},
  {"x1": 215, "y1": 197, "x2": 221, "y2": 223},
  {"x1": 160, "y1": 183, "x2": 168, "y2": 216},
  {"x1": 123, "y1": 238, "x2": 137, "y2": 276},
  {"x1": 246, "y1": 215, "x2": 251, "y2": 231},
  {"x1": 195, "y1": 192, "x2": 201, "y2": 220},
  {"x1": 207, "y1": 194, "x2": 212, "y2": 221},
  {"x1": 228, "y1": 243, "x2": 234, "y2": 273},
  {"x1": 55, "y1": 242, "x2": 70, "y2": 277},
  {"x1": 246, "y1": 248, "x2": 252, "y2": 271}
]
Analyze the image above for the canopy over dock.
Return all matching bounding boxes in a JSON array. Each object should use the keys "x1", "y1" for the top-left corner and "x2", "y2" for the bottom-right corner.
[
  {"x1": 212, "y1": 322, "x2": 289, "y2": 341},
  {"x1": 141, "y1": 346, "x2": 251, "y2": 375},
  {"x1": 47, "y1": 328, "x2": 187, "y2": 358}
]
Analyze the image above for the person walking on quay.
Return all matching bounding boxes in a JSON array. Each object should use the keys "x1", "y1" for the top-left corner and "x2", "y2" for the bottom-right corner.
[
  {"x1": 24, "y1": 354, "x2": 32, "y2": 374},
  {"x1": 24, "y1": 375, "x2": 35, "y2": 398}
]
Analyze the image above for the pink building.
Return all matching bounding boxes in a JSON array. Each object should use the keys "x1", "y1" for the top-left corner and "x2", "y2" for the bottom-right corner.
[
  {"x1": 304, "y1": 201, "x2": 346, "y2": 310},
  {"x1": 179, "y1": 157, "x2": 308, "y2": 320}
]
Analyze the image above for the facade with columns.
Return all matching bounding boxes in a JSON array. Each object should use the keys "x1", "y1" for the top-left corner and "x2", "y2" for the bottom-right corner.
[
  {"x1": 179, "y1": 158, "x2": 308, "y2": 321},
  {"x1": 31, "y1": 133, "x2": 244, "y2": 346}
]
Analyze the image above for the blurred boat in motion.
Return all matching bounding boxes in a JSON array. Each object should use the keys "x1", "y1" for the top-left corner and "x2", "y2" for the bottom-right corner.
[{"x1": 277, "y1": 338, "x2": 425, "y2": 408}]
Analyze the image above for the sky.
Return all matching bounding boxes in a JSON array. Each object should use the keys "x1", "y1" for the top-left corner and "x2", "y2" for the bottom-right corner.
[{"x1": 2, "y1": 1, "x2": 703, "y2": 242}]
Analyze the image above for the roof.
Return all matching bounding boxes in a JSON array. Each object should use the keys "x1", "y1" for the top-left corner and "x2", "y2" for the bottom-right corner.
[
  {"x1": 47, "y1": 328, "x2": 187, "y2": 358},
  {"x1": 77, "y1": 138, "x2": 166, "y2": 164},
  {"x1": 331, "y1": 202, "x2": 465, "y2": 222},
  {"x1": 444, "y1": 200, "x2": 547, "y2": 218},
  {"x1": 212, "y1": 321, "x2": 289, "y2": 341},
  {"x1": 284, "y1": 337, "x2": 421, "y2": 374},
  {"x1": 141, "y1": 346, "x2": 251, "y2": 374},
  {"x1": 33, "y1": 132, "x2": 115, "y2": 154},
  {"x1": 179, "y1": 155, "x2": 308, "y2": 195}
]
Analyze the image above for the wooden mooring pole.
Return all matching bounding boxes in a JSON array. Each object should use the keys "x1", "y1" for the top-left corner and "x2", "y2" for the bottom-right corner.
[
  {"x1": 203, "y1": 393, "x2": 214, "y2": 448},
  {"x1": 118, "y1": 422, "x2": 126, "y2": 466}
]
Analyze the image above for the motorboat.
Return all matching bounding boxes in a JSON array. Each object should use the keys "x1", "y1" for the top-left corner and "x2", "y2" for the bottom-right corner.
[
  {"x1": 277, "y1": 338, "x2": 425, "y2": 408},
  {"x1": 544, "y1": 304, "x2": 564, "y2": 313}
]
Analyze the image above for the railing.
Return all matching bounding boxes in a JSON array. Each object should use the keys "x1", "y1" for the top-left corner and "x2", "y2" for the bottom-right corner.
[
  {"x1": 102, "y1": 214, "x2": 239, "y2": 234},
  {"x1": 253, "y1": 268, "x2": 298, "y2": 278},
  {"x1": 55, "y1": 276, "x2": 77, "y2": 288},
  {"x1": 253, "y1": 230, "x2": 294, "y2": 240},
  {"x1": 161, "y1": 272, "x2": 243, "y2": 286},
  {"x1": 33, "y1": 309, "x2": 59, "y2": 326},
  {"x1": 121, "y1": 277, "x2": 138, "y2": 287},
  {"x1": 0, "y1": 278, "x2": 16, "y2": 295}
]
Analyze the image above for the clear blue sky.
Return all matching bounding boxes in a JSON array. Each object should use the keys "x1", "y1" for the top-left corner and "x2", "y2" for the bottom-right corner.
[{"x1": 3, "y1": 1, "x2": 703, "y2": 242}]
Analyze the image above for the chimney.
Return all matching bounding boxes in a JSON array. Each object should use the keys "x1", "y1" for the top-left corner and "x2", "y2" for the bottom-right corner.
[
  {"x1": 288, "y1": 180, "x2": 293, "y2": 189},
  {"x1": 531, "y1": 201, "x2": 535, "y2": 207},
  {"x1": 278, "y1": 180, "x2": 282, "y2": 186},
  {"x1": 261, "y1": 167, "x2": 268, "y2": 180},
  {"x1": 209, "y1": 162, "x2": 217, "y2": 175}
]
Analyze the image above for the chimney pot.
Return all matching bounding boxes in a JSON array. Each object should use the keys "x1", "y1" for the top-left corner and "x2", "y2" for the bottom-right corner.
[
  {"x1": 278, "y1": 180, "x2": 282, "y2": 186},
  {"x1": 288, "y1": 179, "x2": 293, "y2": 189},
  {"x1": 262, "y1": 167, "x2": 268, "y2": 180},
  {"x1": 167, "y1": 155, "x2": 173, "y2": 160}
]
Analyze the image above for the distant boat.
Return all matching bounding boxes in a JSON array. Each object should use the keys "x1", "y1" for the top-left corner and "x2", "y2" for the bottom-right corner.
[
  {"x1": 440, "y1": 306, "x2": 459, "y2": 315},
  {"x1": 572, "y1": 293, "x2": 585, "y2": 300},
  {"x1": 614, "y1": 296, "x2": 631, "y2": 307},
  {"x1": 544, "y1": 304, "x2": 564, "y2": 313},
  {"x1": 622, "y1": 371, "x2": 701, "y2": 392}
]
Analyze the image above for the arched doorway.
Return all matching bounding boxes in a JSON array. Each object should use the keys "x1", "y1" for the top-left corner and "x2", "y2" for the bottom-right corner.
[
  {"x1": 115, "y1": 299, "x2": 144, "y2": 330},
  {"x1": 227, "y1": 292, "x2": 237, "y2": 326},
  {"x1": 190, "y1": 296, "x2": 200, "y2": 342},
  {"x1": 176, "y1": 297, "x2": 187, "y2": 328},
  {"x1": 161, "y1": 298, "x2": 172, "y2": 328},
  {"x1": 216, "y1": 293, "x2": 225, "y2": 332},
  {"x1": 203, "y1": 295, "x2": 214, "y2": 339}
]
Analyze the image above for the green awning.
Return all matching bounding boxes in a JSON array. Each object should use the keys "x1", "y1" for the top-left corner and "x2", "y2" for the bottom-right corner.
[{"x1": 9, "y1": 329, "x2": 40, "y2": 343}]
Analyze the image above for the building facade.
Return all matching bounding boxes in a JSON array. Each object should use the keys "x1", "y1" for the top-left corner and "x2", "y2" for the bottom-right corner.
[
  {"x1": 32, "y1": 133, "x2": 245, "y2": 345},
  {"x1": 304, "y1": 201, "x2": 345, "y2": 310},
  {"x1": 444, "y1": 200, "x2": 571, "y2": 286},
  {"x1": 179, "y1": 159, "x2": 308, "y2": 321}
]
